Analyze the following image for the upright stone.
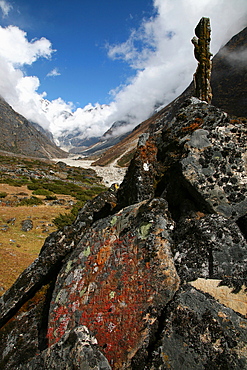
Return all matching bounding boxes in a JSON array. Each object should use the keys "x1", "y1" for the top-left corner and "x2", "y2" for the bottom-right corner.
[{"x1": 192, "y1": 17, "x2": 212, "y2": 103}]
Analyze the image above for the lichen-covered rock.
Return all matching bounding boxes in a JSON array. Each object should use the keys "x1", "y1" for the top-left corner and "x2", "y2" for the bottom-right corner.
[
  {"x1": 157, "y1": 98, "x2": 247, "y2": 221},
  {"x1": 0, "y1": 185, "x2": 118, "y2": 369},
  {"x1": 147, "y1": 286, "x2": 247, "y2": 370},
  {"x1": 0, "y1": 285, "x2": 50, "y2": 369},
  {"x1": 1, "y1": 96, "x2": 247, "y2": 369},
  {"x1": 116, "y1": 134, "x2": 160, "y2": 210},
  {"x1": 191, "y1": 17, "x2": 212, "y2": 103},
  {"x1": 47, "y1": 198, "x2": 179, "y2": 369},
  {"x1": 173, "y1": 213, "x2": 247, "y2": 289},
  {"x1": 19, "y1": 326, "x2": 111, "y2": 370}
]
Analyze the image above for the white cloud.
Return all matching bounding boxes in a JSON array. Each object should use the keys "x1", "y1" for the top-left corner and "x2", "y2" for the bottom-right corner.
[
  {"x1": 0, "y1": 26, "x2": 54, "y2": 66},
  {"x1": 47, "y1": 68, "x2": 61, "y2": 77},
  {"x1": 0, "y1": 0, "x2": 12, "y2": 17},
  {"x1": 0, "y1": 0, "x2": 246, "y2": 148},
  {"x1": 0, "y1": 25, "x2": 54, "y2": 129}
]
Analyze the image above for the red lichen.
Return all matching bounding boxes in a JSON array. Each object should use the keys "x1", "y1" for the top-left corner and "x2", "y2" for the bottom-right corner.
[{"x1": 47, "y1": 212, "x2": 178, "y2": 369}]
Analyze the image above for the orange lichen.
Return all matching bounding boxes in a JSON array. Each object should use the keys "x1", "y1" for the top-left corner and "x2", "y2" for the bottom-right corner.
[
  {"x1": 182, "y1": 118, "x2": 203, "y2": 132},
  {"x1": 137, "y1": 138, "x2": 158, "y2": 163}
]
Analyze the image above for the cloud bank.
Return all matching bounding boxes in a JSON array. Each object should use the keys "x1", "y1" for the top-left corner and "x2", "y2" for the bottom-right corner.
[{"x1": 0, "y1": 0, "x2": 246, "y2": 147}]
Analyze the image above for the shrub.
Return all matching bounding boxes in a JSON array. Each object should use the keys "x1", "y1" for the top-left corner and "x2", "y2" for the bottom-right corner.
[
  {"x1": 53, "y1": 212, "x2": 76, "y2": 229},
  {"x1": 27, "y1": 183, "x2": 41, "y2": 191},
  {"x1": 45, "y1": 195, "x2": 58, "y2": 200},
  {"x1": 0, "y1": 192, "x2": 7, "y2": 198},
  {"x1": 53, "y1": 200, "x2": 85, "y2": 229},
  {"x1": 19, "y1": 196, "x2": 43, "y2": 206},
  {"x1": 32, "y1": 188, "x2": 51, "y2": 196}
]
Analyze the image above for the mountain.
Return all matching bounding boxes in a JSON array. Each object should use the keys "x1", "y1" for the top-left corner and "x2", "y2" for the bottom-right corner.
[
  {"x1": 91, "y1": 26, "x2": 247, "y2": 165},
  {"x1": 211, "y1": 26, "x2": 247, "y2": 117},
  {"x1": 0, "y1": 96, "x2": 67, "y2": 159}
]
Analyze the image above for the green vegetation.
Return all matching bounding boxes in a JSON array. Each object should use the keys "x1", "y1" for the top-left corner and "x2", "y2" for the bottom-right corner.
[
  {"x1": 53, "y1": 200, "x2": 85, "y2": 229},
  {"x1": 0, "y1": 192, "x2": 7, "y2": 198},
  {"x1": 19, "y1": 196, "x2": 43, "y2": 206},
  {"x1": 32, "y1": 188, "x2": 51, "y2": 196},
  {"x1": 0, "y1": 154, "x2": 107, "y2": 228}
]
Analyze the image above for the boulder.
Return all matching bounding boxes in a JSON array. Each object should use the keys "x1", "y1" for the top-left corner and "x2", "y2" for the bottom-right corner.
[
  {"x1": 47, "y1": 198, "x2": 179, "y2": 369},
  {"x1": 147, "y1": 286, "x2": 247, "y2": 369},
  {"x1": 21, "y1": 219, "x2": 33, "y2": 232}
]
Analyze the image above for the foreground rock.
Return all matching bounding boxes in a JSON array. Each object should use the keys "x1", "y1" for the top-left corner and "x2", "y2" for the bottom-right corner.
[
  {"x1": 0, "y1": 98, "x2": 246, "y2": 369},
  {"x1": 148, "y1": 286, "x2": 247, "y2": 369}
]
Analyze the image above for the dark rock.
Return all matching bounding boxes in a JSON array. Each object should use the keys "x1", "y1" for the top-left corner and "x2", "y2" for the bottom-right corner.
[
  {"x1": 0, "y1": 225, "x2": 9, "y2": 231},
  {"x1": 173, "y1": 213, "x2": 247, "y2": 289},
  {"x1": 6, "y1": 217, "x2": 16, "y2": 225},
  {"x1": 116, "y1": 134, "x2": 160, "y2": 210},
  {"x1": 157, "y1": 98, "x2": 247, "y2": 220},
  {"x1": 0, "y1": 285, "x2": 50, "y2": 370},
  {"x1": 19, "y1": 326, "x2": 111, "y2": 370},
  {"x1": 21, "y1": 219, "x2": 33, "y2": 232},
  {"x1": 146, "y1": 286, "x2": 247, "y2": 369},
  {"x1": 191, "y1": 17, "x2": 212, "y2": 103}
]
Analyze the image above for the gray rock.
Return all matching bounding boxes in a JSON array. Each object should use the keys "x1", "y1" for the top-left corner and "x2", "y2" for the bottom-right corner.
[
  {"x1": 21, "y1": 219, "x2": 33, "y2": 232},
  {"x1": 173, "y1": 213, "x2": 247, "y2": 289}
]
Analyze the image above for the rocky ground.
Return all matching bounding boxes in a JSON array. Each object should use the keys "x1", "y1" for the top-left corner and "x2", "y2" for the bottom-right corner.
[{"x1": 55, "y1": 156, "x2": 127, "y2": 187}]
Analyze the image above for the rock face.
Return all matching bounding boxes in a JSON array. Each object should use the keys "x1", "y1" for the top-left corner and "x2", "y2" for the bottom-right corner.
[{"x1": 0, "y1": 97, "x2": 247, "y2": 369}]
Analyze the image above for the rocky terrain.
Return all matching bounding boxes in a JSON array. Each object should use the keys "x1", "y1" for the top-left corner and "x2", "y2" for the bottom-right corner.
[
  {"x1": 0, "y1": 20, "x2": 247, "y2": 370},
  {"x1": 57, "y1": 156, "x2": 127, "y2": 187}
]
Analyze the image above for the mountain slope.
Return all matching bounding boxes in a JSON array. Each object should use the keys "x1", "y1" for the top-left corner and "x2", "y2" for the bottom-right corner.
[
  {"x1": 211, "y1": 26, "x2": 247, "y2": 117},
  {"x1": 0, "y1": 97, "x2": 67, "y2": 159}
]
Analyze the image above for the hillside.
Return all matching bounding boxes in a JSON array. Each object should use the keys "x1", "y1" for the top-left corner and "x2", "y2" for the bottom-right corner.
[
  {"x1": 0, "y1": 153, "x2": 106, "y2": 295},
  {"x1": 0, "y1": 97, "x2": 67, "y2": 159}
]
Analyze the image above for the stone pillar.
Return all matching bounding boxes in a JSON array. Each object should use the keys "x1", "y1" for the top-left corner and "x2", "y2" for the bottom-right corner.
[{"x1": 192, "y1": 17, "x2": 212, "y2": 103}]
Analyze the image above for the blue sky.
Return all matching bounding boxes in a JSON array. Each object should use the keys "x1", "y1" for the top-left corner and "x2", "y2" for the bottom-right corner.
[
  {"x1": 0, "y1": 0, "x2": 246, "y2": 146},
  {"x1": 4, "y1": 0, "x2": 154, "y2": 106}
]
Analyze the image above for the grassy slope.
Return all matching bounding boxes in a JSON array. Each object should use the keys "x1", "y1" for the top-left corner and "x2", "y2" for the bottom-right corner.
[{"x1": 0, "y1": 155, "x2": 106, "y2": 295}]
